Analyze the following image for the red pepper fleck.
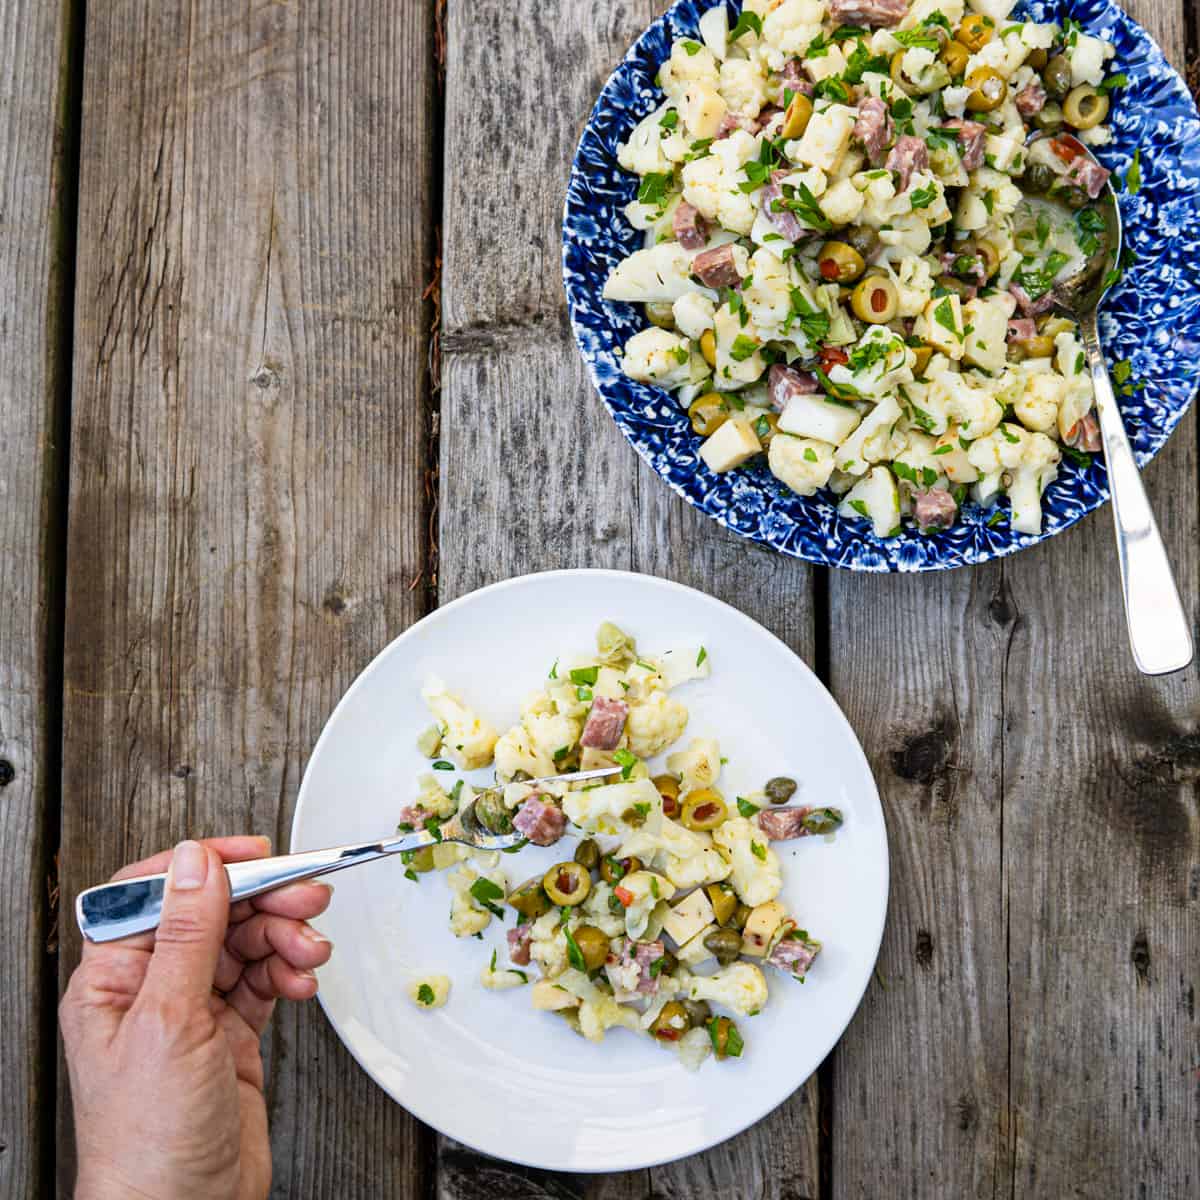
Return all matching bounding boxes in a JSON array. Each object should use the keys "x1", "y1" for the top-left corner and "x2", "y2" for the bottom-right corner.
[
  {"x1": 614, "y1": 885, "x2": 635, "y2": 908},
  {"x1": 819, "y1": 345, "x2": 848, "y2": 371},
  {"x1": 1050, "y1": 134, "x2": 1085, "y2": 164}
]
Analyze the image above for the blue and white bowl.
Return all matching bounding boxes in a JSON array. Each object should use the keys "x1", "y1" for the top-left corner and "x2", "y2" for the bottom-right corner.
[{"x1": 563, "y1": 0, "x2": 1200, "y2": 571}]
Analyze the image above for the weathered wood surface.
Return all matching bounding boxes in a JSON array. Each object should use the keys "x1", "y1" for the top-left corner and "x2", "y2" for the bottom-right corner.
[
  {"x1": 57, "y1": 1, "x2": 436, "y2": 1196},
  {"x1": 828, "y1": 5, "x2": 1196, "y2": 1198},
  {"x1": 0, "y1": 1, "x2": 74, "y2": 1196},
  {"x1": 437, "y1": 1, "x2": 820, "y2": 1195}
]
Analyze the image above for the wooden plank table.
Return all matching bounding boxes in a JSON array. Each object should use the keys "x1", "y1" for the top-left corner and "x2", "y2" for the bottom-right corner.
[{"x1": 0, "y1": 2, "x2": 1194, "y2": 1197}]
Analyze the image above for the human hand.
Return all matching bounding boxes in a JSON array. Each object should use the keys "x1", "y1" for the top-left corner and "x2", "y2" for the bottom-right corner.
[{"x1": 60, "y1": 837, "x2": 334, "y2": 1200}]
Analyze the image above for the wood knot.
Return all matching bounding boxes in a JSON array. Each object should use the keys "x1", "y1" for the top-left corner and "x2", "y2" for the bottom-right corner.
[
  {"x1": 0, "y1": 759, "x2": 14, "y2": 787},
  {"x1": 987, "y1": 577, "x2": 1019, "y2": 627},
  {"x1": 914, "y1": 927, "x2": 934, "y2": 968},
  {"x1": 250, "y1": 365, "x2": 279, "y2": 389},
  {"x1": 891, "y1": 724, "x2": 953, "y2": 786},
  {"x1": 1131, "y1": 931, "x2": 1151, "y2": 983},
  {"x1": 955, "y1": 1093, "x2": 979, "y2": 1132},
  {"x1": 172, "y1": 764, "x2": 192, "y2": 779},
  {"x1": 323, "y1": 584, "x2": 349, "y2": 617}
]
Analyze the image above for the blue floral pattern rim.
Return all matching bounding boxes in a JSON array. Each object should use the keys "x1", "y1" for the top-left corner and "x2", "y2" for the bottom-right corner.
[{"x1": 562, "y1": 0, "x2": 1200, "y2": 572}]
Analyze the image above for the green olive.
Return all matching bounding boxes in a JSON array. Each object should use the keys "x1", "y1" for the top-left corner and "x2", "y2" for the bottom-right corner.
[
  {"x1": 956, "y1": 13, "x2": 995, "y2": 53},
  {"x1": 652, "y1": 773, "x2": 681, "y2": 818},
  {"x1": 508, "y1": 876, "x2": 551, "y2": 920},
  {"x1": 704, "y1": 928, "x2": 744, "y2": 966},
  {"x1": 1027, "y1": 47, "x2": 1049, "y2": 70},
  {"x1": 780, "y1": 92, "x2": 813, "y2": 139},
  {"x1": 706, "y1": 882, "x2": 738, "y2": 927},
  {"x1": 843, "y1": 224, "x2": 880, "y2": 261},
  {"x1": 764, "y1": 776, "x2": 798, "y2": 805},
  {"x1": 1033, "y1": 101, "x2": 1065, "y2": 133},
  {"x1": 600, "y1": 854, "x2": 642, "y2": 885},
  {"x1": 974, "y1": 238, "x2": 1002, "y2": 279},
  {"x1": 1011, "y1": 334, "x2": 1056, "y2": 360},
  {"x1": 965, "y1": 67, "x2": 1006, "y2": 113},
  {"x1": 699, "y1": 328, "x2": 717, "y2": 368},
  {"x1": 1022, "y1": 162, "x2": 1056, "y2": 194},
  {"x1": 475, "y1": 789, "x2": 514, "y2": 835},
  {"x1": 708, "y1": 1015, "x2": 743, "y2": 1059},
  {"x1": 801, "y1": 807, "x2": 845, "y2": 835},
  {"x1": 688, "y1": 392, "x2": 727, "y2": 438},
  {"x1": 935, "y1": 274, "x2": 975, "y2": 300},
  {"x1": 1063, "y1": 84, "x2": 1109, "y2": 130},
  {"x1": 573, "y1": 838, "x2": 600, "y2": 871},
  {"x1": 912, "y1": 345, "x2": 935, "y2": 378},
  {"x1": 1039, "y1": 315, "x2": 1075, "y2": 338},
  {"x1": 817, "y1": 241, "x2": 866, "y2": 285},
  {"x1": 645, "y1": 301, "x2": 676, "y2": 330},
  {"x1": 650, "y1": 1001, "x2": 691, "y2": 1042},
  {"x1": 940, "y1": 39, "x2": 971, "y2": 79},
  {"x1": 889, "y1": 51, "x2": 918, "y2": 97},
  {"x1": 572, "y1": 924, "x2": 610, "y2": 971},
  {"x1": 1042, "y1": 55, "x2": 1073, "y2": 100},
  {"x1": 543, "y1": 861, "x2": 592, "y2": 906},
  {"x1": 850, "y1": 275, "x2": 899, "y2": 324},
  {"x1": 729, "y1": 903, "x2": 753, "y2": 931},
  {"x1": 680, "y1": 788, "x2": 728, "y2": 831},
  {"x1": 755, "y1": 413, "x2": 781, "y2": 450},
  {"x1": 406, "y1": 846, "x2": 436, "y2": 873}
]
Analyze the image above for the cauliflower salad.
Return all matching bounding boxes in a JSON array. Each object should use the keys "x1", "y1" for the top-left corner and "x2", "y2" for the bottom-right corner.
[
  {"x1": 604, "y1": 0, "x2": 1125, "y2": 537},
  {"x1": 399, "y1": 622, "x2": 843, "y2": 1068}
]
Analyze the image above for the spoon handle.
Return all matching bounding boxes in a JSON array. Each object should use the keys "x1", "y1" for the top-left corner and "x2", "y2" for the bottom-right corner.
[{"x1": 1079, "y1": 314, "x2": 1193, "y2": 675}]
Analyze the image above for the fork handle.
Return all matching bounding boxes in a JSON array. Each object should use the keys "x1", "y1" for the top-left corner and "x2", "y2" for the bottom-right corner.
[
  {"x1": 76, "y1": 830, "x2": 436, "y2": 944},
  {"x1": 1080, "y1": 314, "x2": 1193, "y2": 675}
]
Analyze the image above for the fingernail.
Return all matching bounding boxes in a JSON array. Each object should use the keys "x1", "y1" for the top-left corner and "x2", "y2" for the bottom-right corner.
[
  {"x1": 312, "y1": 881, "x2": 334, "y2": 896},
  {"x1": 302, "y1": 924, "x2": 331, "y2": 944},
  {"x1": 171, "y1": 840, "x2": 208, "y2": 890},
  {"x1": 256, "y1": 835, "x2": 272, "y2": 852}
]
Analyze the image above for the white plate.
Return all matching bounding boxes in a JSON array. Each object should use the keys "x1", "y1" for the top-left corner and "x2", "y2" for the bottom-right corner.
[{"x1": 292, "y1": 569, "x2": 888, "y2": 1171}]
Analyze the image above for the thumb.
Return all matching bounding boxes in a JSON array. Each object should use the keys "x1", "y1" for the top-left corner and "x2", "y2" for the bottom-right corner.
[{"x1": 140, "y1": 840, "x2": 230, "y2": 1007}]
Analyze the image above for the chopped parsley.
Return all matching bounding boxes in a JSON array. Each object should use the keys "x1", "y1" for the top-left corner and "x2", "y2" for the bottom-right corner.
[
  {"x1": 569, "y1": 665, "x2": 599, "y2": 686},
  {"x1": 659, "y1": 108, "x2": 678, "y2": 130},
  {"x1": 803, "y1": 446, "x2": 818, "y2": 463},
  {"x1": 774, "y1": 181, "x2": 832, "y2": 232},
  {"x1": 933, "y1": 296, "x2": 960, "y2": 338},
  {"x1": 404, "y1": 868, "x2": 419, "y2": 883},
  {"x1": 1074, "y1": 207, "x2": 1106, "y2": 257},
  {"x1": 849, "y1": 499, "x2": 870, "y2": 518},
  {"x1": 469, "y1": 876, "x2": 506, "y2": 918},
  {"x1": 681, "y1": 40, "x2": 702, "y2": 56},
  {"x1": 1062, "y1": 446, "x2": 1093, "y2": 467},
  {"x1": 432, "y1": 759, "x2": 455, "y2": 771},
  {"x1": 910, "y1": 183, "x2": 938, "y2": 210},
  {"x1": 987, "y1": 510, "x2": 1008, "y2": 528},
  {"x1": 548, "y1": 658, "x2": 558, "y2": 679},
  {"x1": 750, "y1": 841, "x2": 767, "y2": 862},
  {"x1": 1099, "y1": 72, "x2": 1128, "y2": 92},
  {"x1": 637, "y1": 172, "x2": 671, "y2": 206},
  {"x1": 737, "y1": 797, "x2": 760, "y2": 817},
  {"x1": 785, "y1": 288, "x2": 831, "y2": 344},
  {"x1": 848, "y1": 337, "x2": 893, "y2": 373},
  {"x1": 696, "y1": 645, "x2": 708, "y2": 667},
  {"x1": 613, "y1": 748, "x2": 639, "y2": 780},
  {"x1": 730, "y1": 334, "x2": 759, "y2": 362},
  {"x1": 563, "y1": 922, "x2": 586, "y2": 971},
  {"x1": 729, "y1": 10, "x2": 762, "y2": 42},
  {"x1": 416, "y1": 984, "x2": 436, "y2": 1006},
  {"x1": 576, "y1": 686, "x2": 593, "y2": 701},
  {"x1": 1126, "y1": 147, "x2": 1142, "y2": 195}
]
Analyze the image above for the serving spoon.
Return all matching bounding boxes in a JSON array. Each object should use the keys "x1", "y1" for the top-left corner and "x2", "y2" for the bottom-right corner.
[
  {"x1": 1036, "y1": 138, "x2": 1192, "y2": 675},
  {"x1": 75, "y1": 766, "x2": 622, "y2": 943}
]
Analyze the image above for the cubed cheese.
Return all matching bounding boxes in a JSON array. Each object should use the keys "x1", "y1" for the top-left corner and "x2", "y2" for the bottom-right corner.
[
  {"x1": 963, "y1": 294, "x2": 1015, "y2": 374},
  {"x1": 778, "y1": 392, "x2": 862, "y2": 443},
  {"x1": 661, "y1": 888, "x2": 716, "y2": 946},
  {"x1": 923, "y1": 294, "x2": 966, "y2": 360},
  {"x1": 837, "y1": 466, "x2": 900, "y2": 537},
  {"x1": 792, "y1": 103, "x2": 856, "y2": 172},
  {"x1": 699, "y1": 416, "x2": 762, "y2": 473}
]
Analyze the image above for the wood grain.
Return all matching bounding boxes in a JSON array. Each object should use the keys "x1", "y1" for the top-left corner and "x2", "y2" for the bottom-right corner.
[
  {"x1": 438, "y1": 1, "x2": 817, "y2": 1195},
  {"x1": 0, "y1": 1, "x2": 74, "y2": 1195},
  {"x1": 58, "y1": 1, "x2": 436, "y2": 1195}
]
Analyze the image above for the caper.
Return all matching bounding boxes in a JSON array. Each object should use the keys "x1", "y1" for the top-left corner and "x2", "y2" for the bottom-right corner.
[
  {"x1": 1033, "y1": 101, "x2": 1064, "y2": 133},
  {"x1": 649, "y1": 1000, "x2": 691, "y2": 1042},
  {"x1": 406, "y1": 846, "x2": 436, "y2": 873},
  {"x1": 658, "y1": 948, "x2": 678, "y2": 976},
  {"x1": 956, "y1": 13, "x2": 995, "y2": 53},
  {"x1": 965, "y1": 67, "x2": 1006, "y2": 113},
  {"x1": 1022, "y1": 162, "x2": 1056, "y2": 194},
  {"x1": 683, "y1": 999, "x2": 712, "y2": 1026},
  {"x1": 508, "y1": 876, "x2": 551, "y2": 920},
  {"x1": 652, "y1": 773, "x2": 681, "y2": 818},
  {"x1": 688, "y1": 392, "x2": 728, "y2": 437},
  {"x1": 1011, "y1": 334, "x2": 1056, "y2": 360},
  {"x1": 1057, "y1": 184, "x2": 1090, "y2": 210},
  {"x1": 704, "y1": 928, "x2": 744, "y2": 966},
  {"x1": 1063, "y1": 84, "x2": 1109, "y2": 131},
  {"x1": 817, "y1": 240, "x2": 866, "y2": 285},
  {"x1": 843, "y1": 224, "x2": 880, "y2": 261},
  {"x1": 543, "y1": 861, "x2": 592, "y2": 906},
  {"x1": 780, "y1": 91, "x2": 813, "y2": 139},
  {"x1": 646, "y1": 301, "x2": 676, "y2": 330},
  {"x1": 940, "y1": 39, "x2": 971, "y2": 79},
  {"x1": 708, "y1": 1015, "x2": 743, "y2": 1059},
  {"x1": 600, "y1": 854, "x2": 642, "y2": 885},
  {"x1": 764, "y1": 776, "x2": 797, "y2": 805},
  {"x1": 699, "y1": 328, "x2": 717, "y2": 368},
  {"x1": 1042, "y1": 54, "x2": 1072, "y2": 100},
  {"x1": 889, "y1": 51, "x2": 918, "y2": 97},
  {"x1": 850, "y1": 275, "x2": 899, "y2": 324},
  {"x1": 475, "y1": 789, "x2": 514, "y2": 835},
  {"x1": 680, "y1": 788, "x2": 729, "y2": 831},
  {"x1": 706, "y1": 882, "x2": 738, "y2": 927},
  {"x1": 729, "y1": 903, "x2": 753, "y2": 931},
  {"x1": 621, "y1": 804, "x2": 649, "y2": 828},
  {"x1": 801, "y1": 806, "x2": 845, "y2": 835},
  {"x1": 572, "y1": 924, "x2": 610, "y2": 971},
  {"x1": 912, "y1": 344, "x2": 934, "y2": 377},
  {"x1": 1027, "y1": 47, "x2": 1049, "y2": 70},
  {"x1": 573, "y1": 838, "x2": 600, "y2": 871}
]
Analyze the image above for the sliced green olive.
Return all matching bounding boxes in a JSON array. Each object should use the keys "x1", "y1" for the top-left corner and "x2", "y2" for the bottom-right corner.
[
  {"x1": 572, "y1": 924, "x2": 610, "y2": 971},
  {"x1": 843, "y1": 224, "x2": 880, "y2": 261},
  {"x1": 543, "y1": 861, "x2": 591, "y2": 906},
  {"x1": 652, "y1": 772, "x2": 681, "y2": 818},
  {"x1": 708, "y1": 1015, "x2": 743, "y2": 1059},
  {"x1": 1063, "y1": 85, "x2": 1109, "y2": 130},
  {"x1": 889, "y1": 50, "x2": 918, "y2": 97},
  {"x1": 475, "y1": 789, "x2": 514, "y2": 835},
  {"x1": 965, "y1": 67, "x2": 1006, "y2": 113},
  {"x1": 600, "y1": 854, "x2": 642, "y2": 885},
  {"x1": 688, "y1": 393, "x2": 728, "y2": 437},
  {"x1": 1011, "y1": 334, "x2": 1056, "y2": 360},
  {"x1": 956, "y1": 13, "x2": 995, "y2": 53},
  {"x1": 573, "y1": 838, "x2": 600, "y2": 871},
  {"x1": 699, "y1": 328, "x2": 717, "y2": 368},
  {"x1": 650, "y1": 1001, "x2": 691, "y2": 1042},
  {"x1": 704, "y1": 927, "x2": 743, "y2": 966},
  {"x1": 1027, "y1": 47, "x2": 1049, "y2": 70},
  {"x1": 818, "y1": 240, "x2": 867, "y2": 285},
  {"x1": 706, "y1": 882, "x2": 738, "y2": 927},
  {"x1": 645, "y1": 301, "x2": 676, "y2": 330},
  {"x1": 1033, "y1": 101, "x2": 1065, "y2": 133},
  {"x1": 680, "y1": 788, "x2": 728, "y2": 831},
  {"x1": 940, "y1": 39, "x2": 971, "y2": 79},
  {"x1": 728, "y1": 902, "x2": 753, "y2": 931},
  {"x1": 780, "y1": 92, "x2": 813, "y2": 139},
  {"x1": 935, "y1": 274, "x2": 975, "y2": 300},
  {"x1": 974, "y1": 238, "x2": 1002, "y2": 278},
  {"x1": 764, "y1": 776, "x2": 797, "y2": 805},
  {"x1": 912, "y1": 345, "x2": 935, "y2": 377},
  {"x1": 508, "y1": 876, "x2": 552, "y2": 920},
  {"x1": 1042, "y1": 55, "x2": 1073, "y2": 100},
  {"x1": 850, "y1": 275, "x2": 899, "y2": 324}
]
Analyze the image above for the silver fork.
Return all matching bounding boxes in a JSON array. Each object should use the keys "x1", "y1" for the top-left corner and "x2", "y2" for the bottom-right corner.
[{"x1": 75, "y1": 766, "x2": 620, "y2": 943}]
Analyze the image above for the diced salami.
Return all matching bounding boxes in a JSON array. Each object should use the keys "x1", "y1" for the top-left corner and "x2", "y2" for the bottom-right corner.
[
  {"x1": 767, "y1": 934, "x2": 820, "y2": 978},
  {"x1": 886, "y1": 135, "x2": 929, "y2": 191},
  {"x1": 1010, "y1": 283, "x2": 1057, "y2": 317},
  {"x1": 1015, "y1": 82, "x2": 1047, "y2": 119},
  {"x1": 1066, "y1": 411, "x2": 1101, "y2": 453},
  {"x1": 853, "y1": 97, "x2": 893, "y2": 166},
  {"x1": 580, "y1": 696, "x2": 629, "y2": 750},
  {"x1": 1007, "y1": 318, "x2": 1038, "y2": 343},
  {"x1": 396, "y1": 805, "x2": 434, "y2": 831},
  {"x1": 768, "y1": 364, "x2": 819, "y2": 412},
  {"x1": 673, "y1": 200, "x2": 708, "y2": 251},
  {"x1": 828, "y1": 0, "x2": 907, "y2": 27},
  {"x1": 760, "y1": 169, "x2": 811, "y2": 244},
  {"x1": 512, "y1": 795, "x2": 567, "y2": 846},
  {"x1": 943, "y1": 118, "x2": 986, "y2": 170},
  {"x1": 715, "y1": 112, "x2": 754, "y2": 139},
  {"x1": 605, "y1": 938, "x2": 666, "y2": 999},
  {"x1": 1062, "y1": 154, "x2": 1111, "y2": 199},
  {"x1": 756, "y1": 808, "x2": 814, "y2": 840},
  {"x1": 913, "y1": 488, "x2": 959, "y2": 532},
  {"x1": 781, "y1": 58, "x2": 813, "y2": 98},
  {"x1": 691, "y1": 243, "x2": 744, "y2": 287},
  {"x1": 754, "y1": 104, "x2": 783, "y2": 133},
  {"x1": 507, "y1": 922, "x2": 533, "y2": 966}
]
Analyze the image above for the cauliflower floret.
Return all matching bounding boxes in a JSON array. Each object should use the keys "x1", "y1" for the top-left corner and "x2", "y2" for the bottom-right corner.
[
  {"x1": 1014, "y1": 372, "x2": 1066, "y2": 434},
  {"x1": 626, "y1": 691, "x2": 689, "y2": 757},
  {"x1": 447, "y1": 865, "x2": 506, "y2": 938},
  {"x1": 686, "y1": 961, "x2": 769, "y2": 1017},
  {"x1": 819, "y1": 177, "x2": 866, "y2": 226},
  {"x1": 493, "y1": 721, "x2": 552, "y2": 781},
  {"x1": 759, "y1": 0, "x2": 826, "y2": 70},
  {"x1": 581, "y1": 881, "x2": 626, "y2": 937},
  {"x1": 712, "y1": 816, "x2": 783, "y2": 906},
  {"x1": 407, "y1": 975, "x2": 451, "y2": 1010},
  {"x1": 833, "y1": 395, "x2": 903, "y2": 475},
  {"x1": 529, "y1": 907, "x2": 570, "y2": 978},
  {"x1": 894, "y1": 255, "x2": 935, "y2": 318},
  {"x1": 678, "y1": 1025, "x2": 714, "y2": 1071},
  {"x1": 679, "y1": 81, "x2": 728, "y2": 140},
  {"x1": 719, "y1": 58, "x2": 769, "y2": 119},
  {"x1": 712, "y1": 301, "x2": 766, "y2": 388},
  {"x1": 957, "y1": 168, "x2": 1023, "y2": 230},
  {"x1": 877, "y1": 213, "x2": 933, "y2": 261},
  {"x1": 963, "y1": 293, "x2": 1017, "y2": 375},
  {"x1": 967, "y1": 422, "x2": 1034, "y2": 474},
  {"x1": 562, "y1": 778, "x2": 663, "y2": 837},
  {"x1": 666, "y1": 737, "x2": 722, "y2": 789},
  {"x1": 480, "y1": 963, "x2": 527, "y2": 990},
  {"x1": 412, "y1": 773, "x2": 457, "y2": 819},
  {"x1": 768, "y1": 434, "x2": 836, "y2": 497},
  {"x1": 673, "y1": 292, "x2": 717, "y2": 339},
  {"x1": 742, "y1": 249, "x2": 793, "y2": 333},
  {"x1": 659, "y1": 40, "x2": 720, "y2": 101},
  {"x1": 926, "y1": 368, "x2": 1005, "y2": 439},
  {"x1": 902, "y1": 0, "x2": 965, "y2": 27},
  {"x1": 792, "y1": 103, "x2": 856, "y2": 172},
  {"x1": 604, "y1": 242, "x2": 712, "y2": 305},
  {"x1": 1069, "y1": 32, "x2": 1115, "y2": 88},
  {"x1": 621, "y1": 326, "x2": 694, "y2": 388},
  {"x1": 618, "y1": 870, "x2": 677, "y2": 939},
  {"x1": 1008, "y1": 433, "x2": 1061, "y2": 534},
  {"x1": 664, "y1": 844, "x2": 733, "y2": 890},
  {"x1": 828, "y1": 326, "x2": 915, "y2": 399},
  {"x1": 421, "y1": 676, "x2": 498, "y2": 770},
  {"x1": 617, "y1": 104, "x2": 674, "y2": 176}
]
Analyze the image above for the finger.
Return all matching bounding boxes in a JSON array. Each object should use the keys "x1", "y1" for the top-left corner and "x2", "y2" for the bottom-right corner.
[
  {"x1": 225, "y1": 913, "x2": 333, "y2": 972},
  {"x1": 224, "y1": 958, "x2": 318, "y2": 1034},
  {"x1": 110, "y1": 836, "x2": 271, "y2": 882},
  {"x1": 136, "y1": 842, "x2": 230, "y2": 1009},
  {"x1": 246, "y1": 881, "x2": 334, "y2": 922}
]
